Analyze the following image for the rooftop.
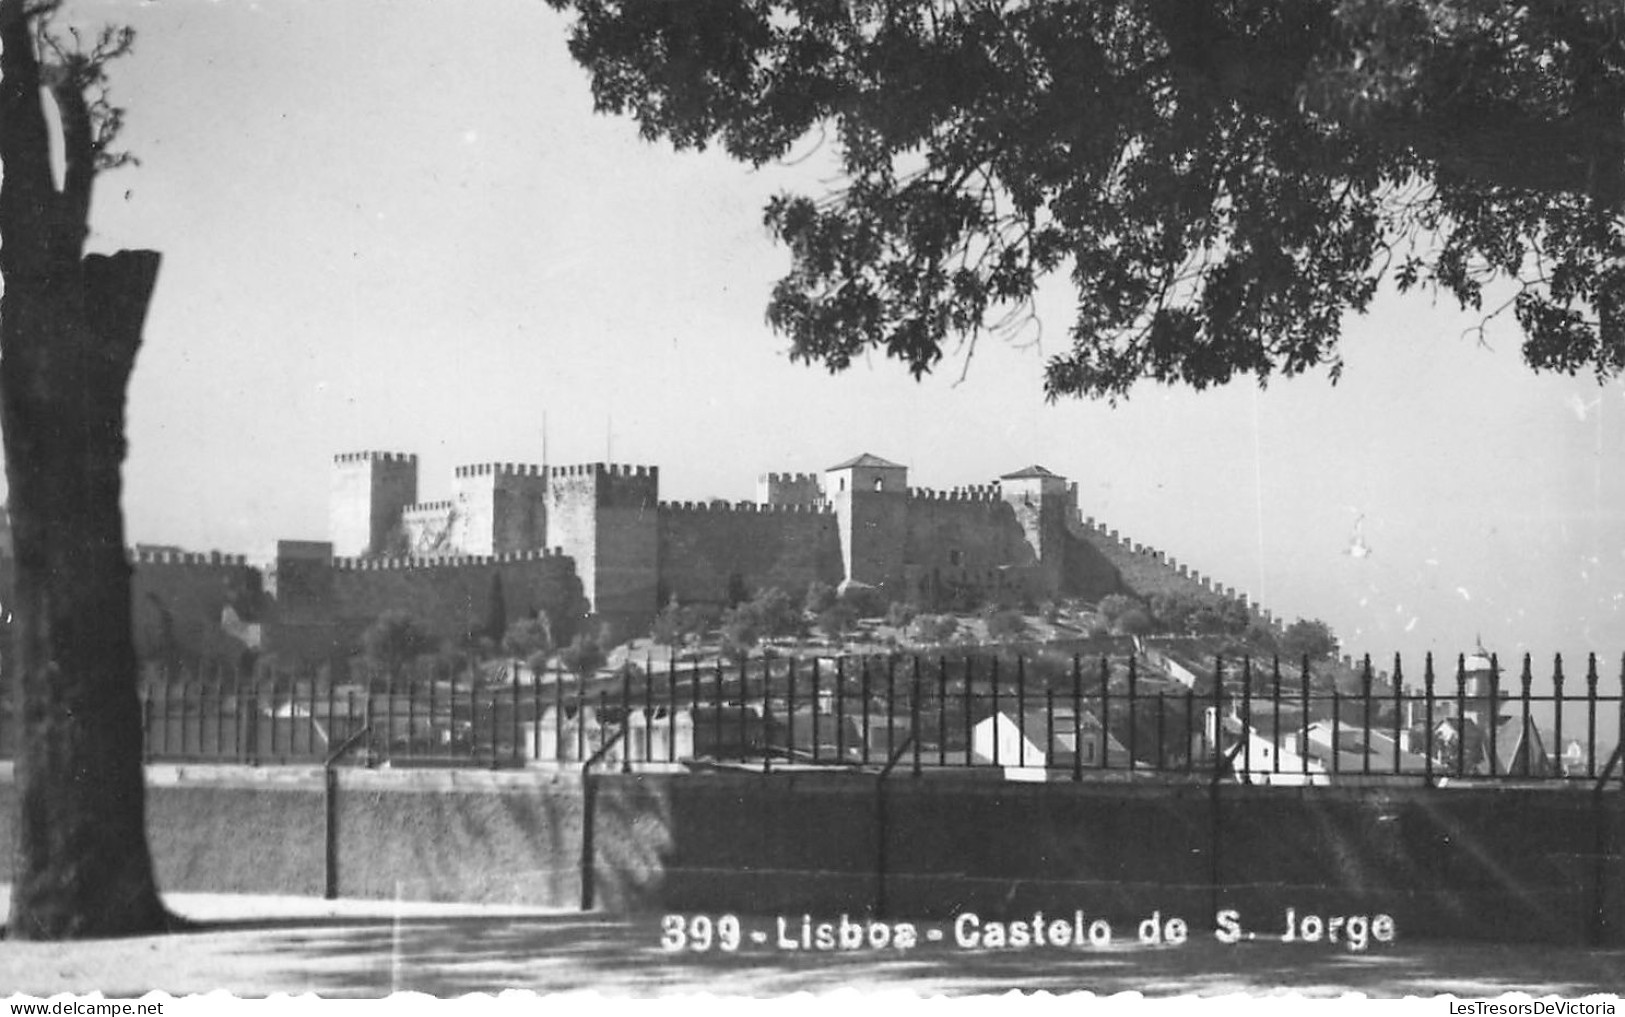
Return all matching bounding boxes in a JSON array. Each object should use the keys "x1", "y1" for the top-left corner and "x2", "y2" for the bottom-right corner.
[
  {"x1": 826, "y1": 452, "x2": 905, "y2": 471},
  {"x1": 1000, "y1": 464, "x2": 1063, "y2": 480}
]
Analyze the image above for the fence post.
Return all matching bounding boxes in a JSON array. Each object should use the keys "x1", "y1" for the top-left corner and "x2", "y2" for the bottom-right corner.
[
  {"x1": 1070, "y1": 655, "x2": 1082, "y2": 783},
  {"x1": 1553, "y1": 654, "x2": 1566, "y2": 778},
  {"x1": 580, "y1": 729, "x2": 627, "y2": 912},
  {"x1": 911, "y1": 656, "x2": 922, "y2": 778},
  {"x1": 323, "y1": 724, "x2": 373, "y2": 901},
  {"x1": 1361, "y1": 654, "x2": 1373, "y2": 777},
  {"x1": 1424, "y1": 653, "x2": 1436, "y2": 785},
  {"x1": 1209, "y1": 655, "x2": 1226, "y2": 932}
]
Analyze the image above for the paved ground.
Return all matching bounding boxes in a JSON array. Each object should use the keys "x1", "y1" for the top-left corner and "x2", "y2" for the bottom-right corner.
[{"x1": 0, "y1": 889, "x2": 1621, "y2": 999}]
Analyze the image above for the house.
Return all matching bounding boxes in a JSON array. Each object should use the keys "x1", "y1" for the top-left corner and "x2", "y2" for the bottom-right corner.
[
  {"x1": 1431, "y1": 714, "x2": 1554, "y2": 776},
  {"x1": 1204, "y1": 710, "x2": 1328, "y2": 785},
  {"x1": 1297, "y1": 719, "x2": 1433, "y2": 776},
  {"x1": 971, "y1": 706, "x2": 1131, "y2": 780}
]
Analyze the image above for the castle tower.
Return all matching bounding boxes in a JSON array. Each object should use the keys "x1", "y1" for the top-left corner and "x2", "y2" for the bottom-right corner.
[
  {"x1": 756, "y1": 472, "x2": 824, "y2": 507},
  {"x1": 825, "y1": 453, "x2": 908, "y2": 593},
  {"x1": 451, "y1": 462, "x2": 549, "y2": 556},
  {"x1": 1000, "y1": 465, "x2": 1072, "y2": 595},
  {"x1": 545, "y1": 463, "x2": 660, "y2": 626},
  {"x1": 330, "y1": 452, "x2": 418, "y2": 557}
]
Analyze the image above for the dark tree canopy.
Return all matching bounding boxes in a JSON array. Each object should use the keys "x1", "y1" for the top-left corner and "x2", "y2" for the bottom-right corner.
[{"x1": 547, "y1": 0, "x2": 1625, "y2": 399}]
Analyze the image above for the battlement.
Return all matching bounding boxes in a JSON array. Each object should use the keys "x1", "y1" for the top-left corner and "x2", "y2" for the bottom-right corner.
[
  {"x1": 761, "y1": 472, "x2": 819, "y2": 485},
  {"x1": 403, "y1": 500, "x2": 455, "y2": 515},
  {"x1": 907, "y1": 486, "x2": 1004, "y2": 504},
  {"x1": 1078, "y1": 513, "x2": 1274, "y2": 624},
  {"x1": 551, "y1": 462, "x2": 658, "y2": 478},
  {"x1": 660, "y1": 500, "x2": 833, "y2": 515},
  {"x1": 453, "y1": 462, "x2": 545, "y2": 478},
  {"x1": 333, "y1": 451, "x2": 417, "y2": 465},
  {"x1": 128, "y1": 548, "x2": 250, "y2": 568},
  {"x1": 329, "y1": 547, "x2": 568, "y2": 571}
]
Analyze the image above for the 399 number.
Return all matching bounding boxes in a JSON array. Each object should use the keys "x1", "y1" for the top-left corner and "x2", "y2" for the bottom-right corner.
[{"x1": 660, "y1": 913, "x2": 743, "y2": 952}]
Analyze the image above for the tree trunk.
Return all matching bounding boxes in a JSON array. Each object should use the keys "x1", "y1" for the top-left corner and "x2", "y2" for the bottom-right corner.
[{"x1": 1, "y1": 0, "x2": 171, "y2": 938}]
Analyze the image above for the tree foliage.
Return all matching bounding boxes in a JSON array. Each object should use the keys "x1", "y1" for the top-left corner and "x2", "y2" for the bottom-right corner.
[
  {"x1": 559, "y1": 632, "x2": 608, "y2": 677},
  {"x1": 982, "y1": 606, "x2": 1028, "y2": 642},
  {"x1": 501, "y1": 616, "x2": 554, "y2": 662},
  {"x1": 548, "y1": 0, "x2": 1625, "y2": 399},
  {"x1": 1280, "y1": 617, "x2": 1339, "y2": 661},
  {"x1": 361, "y1": 610, "x2": 434, "y2": 680}
]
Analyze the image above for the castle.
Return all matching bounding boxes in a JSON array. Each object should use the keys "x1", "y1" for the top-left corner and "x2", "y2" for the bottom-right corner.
[
  {"x1": 320, "y1": 450, "x2": 1118, "y2": 623},
  {"x1": 311, "y1": 450, "x2": 1270, "y2": 632},
  {"x1": 1, "y1": 450, "x2": 1277, "y2": 671}
]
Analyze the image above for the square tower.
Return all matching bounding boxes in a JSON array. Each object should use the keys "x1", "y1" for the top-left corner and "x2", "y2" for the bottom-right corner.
[
  {"x1": 330, "y1": 452, "x2": 418, "y2": 557},
  {"x1": 451, "y1": 462, "x2": 549, "y2": 556},
  {"x1": 1000, "y1": 464, "x2": 1072, "y2": 594},
  {"x1": 545, "y1": 463, "x2": 660, "y2": 626},
  {"x1": 825, "y1": 453, "x2": 908, "y2": 592}
]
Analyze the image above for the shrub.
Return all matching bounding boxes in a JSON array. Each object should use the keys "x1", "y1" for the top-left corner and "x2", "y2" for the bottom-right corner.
[
  {"x1": 501, "y1": 616, "x2": 553, "y2": 662},
  {"x1": 885, "y1": 600, "x2": 918, "y2": 629},
  {"x1": 984, "y1": 608, "x2": 1029, "y2": 643},
  {"x1": 909, "y1": 614, "x2": 959, "y2": 645},
  {"x1": 361, "y1": 610, "x2": 434, "y2": 681}
]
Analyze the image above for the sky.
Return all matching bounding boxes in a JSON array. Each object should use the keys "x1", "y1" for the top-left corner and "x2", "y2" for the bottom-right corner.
[{"x1": 17, "y1": 0, "x2": 1625, "y2": 670}]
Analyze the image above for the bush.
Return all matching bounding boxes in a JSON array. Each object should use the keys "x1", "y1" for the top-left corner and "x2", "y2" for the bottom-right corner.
[
  {"x1": 838, "y1": 584, "x2": 886, "y2": 618},
  {"x1": 885, "y1": 600, "x2": 917, "y2": 629},
  {"x1": 501, "y1": 617, "x2": 553, "y2": 661},
  {"x1": 1096, "y1": 594, "x2": 1144, "y2": 627},
  {"x1": 651, "y1": 596, "x2": 684, "y2": 648},
  {"x1": 720, "y1": 604, "x2": 761, "y2": 658},
  {"x1": 558, "y1": 633, "x2": 607, "y2": 678},
  {"x1": 909, "y1": 614, "x2": 959, "y2": 645},
  {"x1": 983, "y1": 608, "x2": 1029, "y2": 643},
  {"x1": 361, "y1": 610, "x2": 434, "y2": 681},
  {"x1": 1112, "y1": 606, "x2": 1153, "y2": 637},
  {"x1": 803, "y1": 581, "x2": 838, "y2": 616},
  {"x1": 817, "y1": 603, "x2": 860, "y2": 641}
]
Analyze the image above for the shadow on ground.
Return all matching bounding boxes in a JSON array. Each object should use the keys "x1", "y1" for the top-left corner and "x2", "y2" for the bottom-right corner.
[{"x1": 6, "y1": 909, "x2": 1614, "y2": 998}]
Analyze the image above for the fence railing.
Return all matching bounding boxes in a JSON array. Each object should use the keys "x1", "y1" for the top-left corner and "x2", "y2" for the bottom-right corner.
[{"x1": 2, "y1": 652, "x2": 1620, "y2": 785}]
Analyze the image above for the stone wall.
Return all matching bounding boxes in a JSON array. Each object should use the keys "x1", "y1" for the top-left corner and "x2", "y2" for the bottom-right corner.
[
  {"x1": 128, "y1": 550, "x2": 265, "y2": 669},
  {"x1": 1071, "y1": 515, "x2": 1274, "y2": 624},
  {"x1": 0, "y1": 766, "x2": 1614, "y2": 945},
  {"x1": 658, "y1": 503, "x2": 843, "y2": 607},
  {"x1": 263, "y1": 545, "x2": 586, "y2": 665},
  {"x1": 901, "y1": 490, "x2": 1033, "y2": 603}
]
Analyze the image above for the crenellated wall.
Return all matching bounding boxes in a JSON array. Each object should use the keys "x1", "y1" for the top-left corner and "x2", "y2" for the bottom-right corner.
[
  {"x1": 658, "y1": 501, "x2": 843, "y2": 606},
  {"x1": 266, "y1": 542, "x2": 587, "y2": 664},
  {"x1": 128, "y1": 549, "x2": 266, "y2": 669},
  {"x1": 1069, "y1": 513, "x2": 1279, "y2": 628},
  {"x1": 757, "y1": 472, "x2": 824, "y2": 507},
  {"x1": 401, "y1": 500, "x2": 457, "y2": 555},
  {"x1": 901, "y1": 490, "x2": 1033, "y2": 603}
]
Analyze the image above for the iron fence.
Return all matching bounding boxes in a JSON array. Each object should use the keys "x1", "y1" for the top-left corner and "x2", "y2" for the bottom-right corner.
[{"x1": 2, "y1": 651, "x2": 1620, "y2": 784}]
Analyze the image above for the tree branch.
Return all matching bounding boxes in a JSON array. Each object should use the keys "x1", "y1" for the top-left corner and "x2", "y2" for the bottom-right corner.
[
  {"x1": 0, "y1": 0, "x2": 57, "y2": 265},
  {"x1": 43, "y1": 63, "x2": 94, "y2": 256}
]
